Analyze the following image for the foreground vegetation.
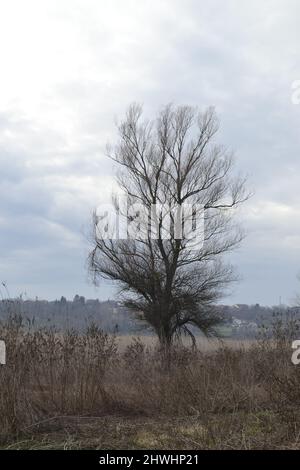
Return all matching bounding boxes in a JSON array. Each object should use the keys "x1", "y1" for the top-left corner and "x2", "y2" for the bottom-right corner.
[{"x1": 1, "y1": 314, "x2": 300, "y2": 450}]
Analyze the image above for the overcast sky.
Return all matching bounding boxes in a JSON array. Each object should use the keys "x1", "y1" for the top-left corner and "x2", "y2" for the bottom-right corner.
[{"x1": 0, "y1": 0, "x2": 300, "y2": 305}]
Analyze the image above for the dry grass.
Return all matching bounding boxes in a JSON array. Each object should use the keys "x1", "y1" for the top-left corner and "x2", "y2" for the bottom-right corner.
[{"x1": 1, "y1": 313, "x2": 300, "y2": 449}]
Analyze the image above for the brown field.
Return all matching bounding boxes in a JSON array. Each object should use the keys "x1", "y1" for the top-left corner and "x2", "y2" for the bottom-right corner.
[
  {"x1": 116, "y1": 335, "x2": 255, "y2": 352},
  {"x1": 0, "y1": 315, "x2": 300, "y2": 450}
]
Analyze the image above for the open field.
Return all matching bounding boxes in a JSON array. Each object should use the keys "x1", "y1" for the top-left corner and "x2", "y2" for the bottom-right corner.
[
  {"x1": 116, "y1": 335, "x2": 255, "y2": 352},
  {"x1": 1, "y1": 315, "x2": 300, "y2": 450}
]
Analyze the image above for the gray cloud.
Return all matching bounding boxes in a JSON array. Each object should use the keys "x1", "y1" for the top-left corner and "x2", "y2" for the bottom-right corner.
[{"x1": 0, "y1": 0, "x2": 300, "y2": 304}]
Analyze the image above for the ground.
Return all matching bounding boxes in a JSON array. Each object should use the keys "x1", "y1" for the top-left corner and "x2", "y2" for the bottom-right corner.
[{"x1": 3, "y1": 411, "x2": 299, "y2": 450}]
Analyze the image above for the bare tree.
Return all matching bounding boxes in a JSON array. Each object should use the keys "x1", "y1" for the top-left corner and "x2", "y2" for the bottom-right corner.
[{"x1": 89, "y1": 104, "x2": 249, "y2": 349}]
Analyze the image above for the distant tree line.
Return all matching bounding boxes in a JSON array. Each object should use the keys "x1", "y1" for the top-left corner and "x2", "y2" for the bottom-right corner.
[{"x1": 0, "y1": 297, "x2": 299, "y2": 337}]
